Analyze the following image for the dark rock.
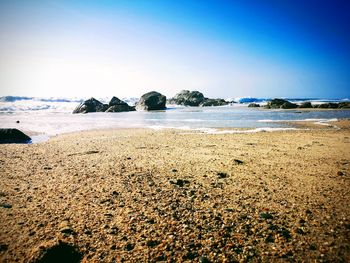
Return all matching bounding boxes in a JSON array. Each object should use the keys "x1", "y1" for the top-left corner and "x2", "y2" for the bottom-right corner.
[
  {"x1": 73, "y1": 97, "x2": 108, "y2": 113},
  {"x1": 338, "y1": 102, "x2": 350, "y2": 108},
  {"x1": 16, "y1": 120, "x2": 20, "y2": 123},
  {"x1": 136, "y1": 91, "x2": 166, "y2": 111},
  {"x1": 265, "y1": 234, "x2": 275, "y2": 243},
  {"x1": 200, "y1": 98, "x2": 228, "y2": 107},
  {"x1": 34, "y1": 241, "x2": 82, "y2": 263},
  {"x1": 234, "y1": 159, "x2": 244, "y2": 165},
  {"x1": 217, "y1": 172, "x2": 228, "y2": 178},
  {"x1": 265, "y1": 99, "x2": 297, "y2": 109},
  {"x1": 146, "y1": 240, "x2": 160, "y2": 247},
  {"x1": 260, "y1": 212, "x2": 273, "y2": 220},
  {"x1": 199, "y1": 256, "x2": 212, "y2": 263},
  {"x1": 309, "y1": 243, "x2": 317, "y2": 250},
  {"x1": 0, "y1": 129, "x2": 31, "y2": 144},
  {"x1": 106, "y1": 96, "x2": 136, "y2": 112},
  {"x1": 0, "y1": 203, "x2": 12, "y2": 209},
  {"x1": 169, "y1": 90, "x2": 205, "y2": 106},
  {"x1": 124, "y1": 243, "x2": 134, "y2": 251},
  {"x1": 248, "y1": 103, "x2": 260, "y2": 107},
  {"x1": 298, "y1": 102, "x2": 313, "y2": 108},
  {"x1": 0, "y1": 244, "x2": 8, "y2": 252},
  {"x1": 337, "y1": 171, "x2": 344, "y2": 176}
]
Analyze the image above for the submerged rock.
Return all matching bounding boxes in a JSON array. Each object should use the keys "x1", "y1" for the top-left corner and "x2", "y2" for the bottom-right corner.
[
  {"x1": 73, "y1": 98, "x2": 108, "y2": 113},
  {"x1": 136, "y1": 91, "x2": 166, "y2": 111},
  {"x1": 0, "y1": 128, "x2": 31, "y2": 144}
]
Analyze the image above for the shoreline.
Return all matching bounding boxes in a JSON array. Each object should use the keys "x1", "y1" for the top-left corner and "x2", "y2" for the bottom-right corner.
[{"x1": 1, "y1": 123, "x2": 349, "y2": 262}]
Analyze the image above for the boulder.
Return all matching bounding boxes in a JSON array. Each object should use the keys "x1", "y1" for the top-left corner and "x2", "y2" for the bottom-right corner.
[
  {"x1": 298, "y1": 102, "x2": 313, "y2": 108},
  {"x1": 0, "y1": 128, "x2": 31, "y2": 144},
  {"x1": 265, "y1": 99, "x2": 297, "y2": 109},
  {"x1": 200, "y1": 99, "x2": 229, "y2": 107},
  {"x1": 105, "y1": 96, "x2": 135, "y2": 112},
  {"x1": 136, "y1": 91, "x2": 166, "y2": 111},
  {"x1": 169, "y1": 90, "x2": 205, "y2": 106},
  {"x1": 248, "y1": 103, "x2": 260, "y2": 107},
  {"x1": 73, "y1": 98, "x2": 108, "y2": 114}
]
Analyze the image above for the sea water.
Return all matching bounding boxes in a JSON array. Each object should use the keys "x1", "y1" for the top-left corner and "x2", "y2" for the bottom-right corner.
[{"x1": 0, "y1": 96, "x2": 349, "y2": 142}]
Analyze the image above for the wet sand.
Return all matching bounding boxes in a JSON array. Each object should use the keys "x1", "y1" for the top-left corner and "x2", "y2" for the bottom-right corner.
[{"x1": 0, "y1": 121, "x2": 350, "y2": 262}]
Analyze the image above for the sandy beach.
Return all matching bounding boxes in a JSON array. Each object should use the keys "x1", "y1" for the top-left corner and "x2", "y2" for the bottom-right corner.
[{"x1": 1, "y1": 122, "x2": 349, "y2": 262}]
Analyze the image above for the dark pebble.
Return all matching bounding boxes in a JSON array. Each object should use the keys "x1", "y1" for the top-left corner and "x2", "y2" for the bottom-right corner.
[
  {"x1": 171, "y1": 169, "x2": 178, "y2": 172},
  {"x1": 217, "y1": 172, "x2": 228, "y2": 178},
  {"x1": 124, "y1": 243, "x2": 134, "y2": 251},
  {"x1": 147, "y1": 240, "x2": 160, "y2": 248},
  {"x1": 260, "y1": 212, "x2": 273, "y2": 220},
  {"x1": 0, "y1": 203, "x2": 12, "y2": 209},
  {"x1": 265, "y1": 234, "x2": 275, "y2": 243},
  {"x1": 337, "y1": 171, "x2": 344, "y2": 176},
  {"x1": 110, "y1": 244, "x2": 116, "y2": 250},
  {"x1": 234, "y1": 159, "x2": 244, "y2": 165},
  {"x1": 309, "y1": 243, "x2": 317, "y2": 250},
  {"x1": 199, "y1": 256, "x2": 212, "y2": 263},
  {"x1": 0, "y1": 244, "x2": 9, "y2": 252}
]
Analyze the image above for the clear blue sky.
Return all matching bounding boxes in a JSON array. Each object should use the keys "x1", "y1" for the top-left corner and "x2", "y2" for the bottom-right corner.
[{"x1": 0, "y1": 0, "x2": 349, "y2": 99}]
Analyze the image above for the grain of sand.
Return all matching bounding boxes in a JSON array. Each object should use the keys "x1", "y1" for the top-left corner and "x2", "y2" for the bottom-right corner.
[{"x1": 0, "y1": 122, "x2": 350, "y2": 262}]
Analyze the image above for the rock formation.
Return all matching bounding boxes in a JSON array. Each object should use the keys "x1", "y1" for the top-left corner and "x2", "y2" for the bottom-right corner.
[
  {"x1": 0, "y1": 128, "x2": 31, "y2": 143},
  {"x1": 136, "y1": 91, "x2": 166, "y2": 111}
]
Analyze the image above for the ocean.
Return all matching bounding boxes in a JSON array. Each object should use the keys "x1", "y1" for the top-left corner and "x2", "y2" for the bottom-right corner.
[{"x1": 1, "y1": 96, "x2": 349, "y2": 142}]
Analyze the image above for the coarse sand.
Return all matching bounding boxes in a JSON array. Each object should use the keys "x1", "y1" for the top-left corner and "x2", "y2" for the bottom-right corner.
[{"x1": 0, "y1": 121, "x2": 350, "y2": 262}]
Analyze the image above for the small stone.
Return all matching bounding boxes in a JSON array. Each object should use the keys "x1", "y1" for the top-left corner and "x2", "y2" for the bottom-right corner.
[
  {"x1": 124, "y1": 243, "x2": 134, "y2": 251},
  {"x1": 265, "y1": 234, "x2": 275, "y2": 243},
  {"x1": 59, "y1": 221, "x2": 74, "y2": 235},
  {"x1": 260, "y1": 212, "x2": 273, "y2": 220},
  {"x1": 309, "y1": 243, "x2": 317, "y2": 250},
  {"x1": 234, "y1": 159, "x2": 244, "y2": 165},
  {"x1": 0, "y1": 244, "x2": 9, "y2": 252},
  {"x1": 199, "y1": 256, "x2": 212, "y2": 263},
  {"x1": 217, "y1": 172, "x2": 228, "y2": 178},
  {"x1": 146, "y1": 240, "x2": 160, "y2": 247},
  {"x1": 16, "y1": 120, "x2": 20, "y2": 123},
  {"x1": 110, "y1": 244, "x2": 116, "y2": 250},
  {"x1": 337, "y1": 171, "x2": 344, "y2": 176},
  {"x1": 171, "y1": 169, "x2": 178, "y2": 172}
]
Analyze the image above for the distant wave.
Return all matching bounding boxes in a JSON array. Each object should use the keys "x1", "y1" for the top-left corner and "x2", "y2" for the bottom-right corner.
[{"x1": 0, "y1": 96, "x2": 83, "y2": 103}]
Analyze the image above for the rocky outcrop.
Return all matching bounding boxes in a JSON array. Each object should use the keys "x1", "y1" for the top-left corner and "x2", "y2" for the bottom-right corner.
[
  {"x1": 265, "y1": 99, "x2": 298, "y2": 109},
  {"x1": 200, "y1": 99, "x2": 229, "y2": 106},
  {"x1": 0, "y1": 128, "x2": 31, "y2": 144},
  {"x1": 73, "y1": 98, "x2": 108, "y2": 114},
  {"x1": 248, "y1": 103, "x2": 260, "y2": 107},
  {"x1": 136, "y1": 91, "x2": 166, "y2": 111},
  {"x1": 105, "y1": 97, "x2": 135, "y2": 112},
  {"x1": 168, "y1": 90, "x2": 205, "y2": 106},
  {"x1": 298, "y1": 102, "x2": 313, "y2": 108},
  {"x1": 169, "y1": 90, "x2": 229, "y2": 107}
]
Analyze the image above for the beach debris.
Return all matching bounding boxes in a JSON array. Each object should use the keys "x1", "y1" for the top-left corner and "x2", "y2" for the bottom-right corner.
[
  {"x1": 234, "y1": 159, "x2": 244, "y2": 165},
  {"x1": 0, "y1": 128, "x2": 31, "y2": 144}
]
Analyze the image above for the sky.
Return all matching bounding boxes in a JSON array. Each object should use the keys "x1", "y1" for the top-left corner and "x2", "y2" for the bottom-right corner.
[{"x1": 0, "y1": 0, "x2": 349, "y2": 99}]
